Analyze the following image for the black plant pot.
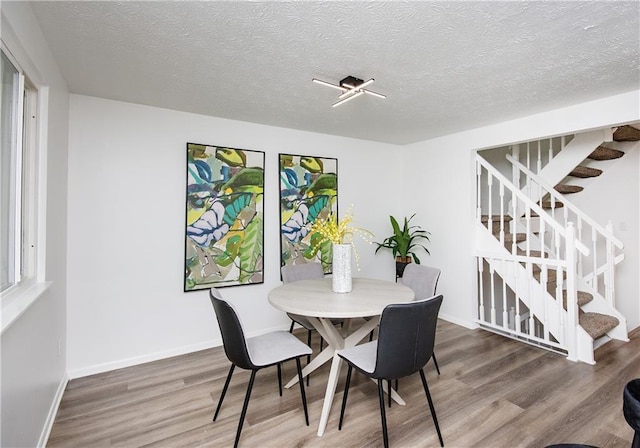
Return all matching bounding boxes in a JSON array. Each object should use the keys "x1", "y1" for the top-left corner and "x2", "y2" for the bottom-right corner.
[{"x1": 395, "y1": 256, "x2": 412, "y2": 278}]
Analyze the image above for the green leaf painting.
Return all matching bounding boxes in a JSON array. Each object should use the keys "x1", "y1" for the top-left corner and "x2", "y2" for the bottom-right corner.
[
  {"x1": 279, "y1": 154, "x2": 338, "y2": 274},
  {"x1": 185, "y1": 143, "x2": 264, "y2": 291}
]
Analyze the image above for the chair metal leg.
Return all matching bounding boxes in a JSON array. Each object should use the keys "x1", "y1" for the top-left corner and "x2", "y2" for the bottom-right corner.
[
  {"x1": 339, "y1": 365, "x2": 353, "y2": 430},
  {"x1": 388, "y1": 379, "x2": 392, "y2": 408},
  {"x1": 306, "y1": 330, "x2": 312, "y2": 386},
  {"x1": 295, "y1": 357, "x2": 310, "y2": 426},
  {"x1": 234, "y1": 369, "x2": 257, "y2": 448},
  {"x1": 420, "y1": 368, "x2": 444, "y2": 447},
  {"x1": 289, "y1": 320, "x2": 295, "y2": 333},
  {"x1": 277, "y1": 363, "x2": 282, "y2": 396},
  {"x1": 213, "y1": 364, "x2": 235, "y2": 421},
  {"x1": 377, "y1": 379, "x2": 389, "y2": 448},
  {"x1": 432, "y1": 352, "x2": 441, "y2": 375},
  {"x1": 395, "y1": 379, "x2": 399, "y2": 392}
]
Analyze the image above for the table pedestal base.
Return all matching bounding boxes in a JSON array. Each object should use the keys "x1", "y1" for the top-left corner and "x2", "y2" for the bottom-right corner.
[{"x1": 285, "y1": 316, "x2": 405, "y2": 436}]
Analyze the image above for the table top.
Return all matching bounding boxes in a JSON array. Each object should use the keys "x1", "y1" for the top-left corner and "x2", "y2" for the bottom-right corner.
[{"x1": 268, "y1": 277, "x2": 415, "y2": 319}]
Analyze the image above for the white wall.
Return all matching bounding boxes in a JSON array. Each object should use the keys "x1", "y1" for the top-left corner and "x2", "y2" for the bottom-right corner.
[
  {"x1": 403, "y1": 90, "x2": 640, "y2": 332},
  {"x1": 0, "y1": 2, "x2": 70, "y2": 447},
  {"x1": 67, "y1": 90, "x2": 640, "y2": 377},
  {"x1": 66, "y1": 95, "x2": 405, "y2": 377}
]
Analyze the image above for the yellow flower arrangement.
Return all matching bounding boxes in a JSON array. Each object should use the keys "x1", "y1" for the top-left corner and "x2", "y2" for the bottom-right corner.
[
  {"x1": 309, "y1": 207, "x2": 373, "y2": 245},
  {"x1": 309, "y1": 206, "x2": 374, "y2": 270}
]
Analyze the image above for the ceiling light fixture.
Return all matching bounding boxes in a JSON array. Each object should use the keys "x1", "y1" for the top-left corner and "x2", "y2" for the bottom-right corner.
[{"x1": 312, "y1": 76, "x2": 386, "y2": 107}]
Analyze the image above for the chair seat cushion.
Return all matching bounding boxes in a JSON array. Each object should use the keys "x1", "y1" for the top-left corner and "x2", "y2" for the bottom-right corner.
[
  {"x1": 339, "y1": 341, "x2": 377, "y2": 374},
  {"x1": 247, "y1": 331, "x2": 312, "y2": 367}
]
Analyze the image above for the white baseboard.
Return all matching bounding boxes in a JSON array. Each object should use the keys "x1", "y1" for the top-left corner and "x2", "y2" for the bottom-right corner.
[
  {"x1": 67, "y1": 323, "x2": 290, "y2": 379},
  {"x1": 38, "y1": 373, "x2": 68, "y2": 448},
  {"x1": 439, "y1": 312, "x2": 478, "y2": 330}
]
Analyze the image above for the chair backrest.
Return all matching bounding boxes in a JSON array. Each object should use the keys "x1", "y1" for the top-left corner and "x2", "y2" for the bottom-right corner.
[
  {"x1": 401, "y1": 264, "x2": 441, "y2": 300},
  {"x1": 373, "y1": 295, "x2": 443, "y2": 380},
  {"x1": 209, "y1": 288, "x2": 255, "y2": 370},
  {"x1": 624, "y1": 378, "x2": 640, "y2": 432},
  {"x1": 281, "y1": 262, "x2": 324, "y2": 283}
]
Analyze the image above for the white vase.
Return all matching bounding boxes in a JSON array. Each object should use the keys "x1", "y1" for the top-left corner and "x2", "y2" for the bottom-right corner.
[{"x1": 332, "y1": 243, "x2": 352, "y2": 293}]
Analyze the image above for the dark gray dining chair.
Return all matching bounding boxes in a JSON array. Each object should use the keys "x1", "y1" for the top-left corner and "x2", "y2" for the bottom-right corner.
[
  {"x1": 338, "y1": 295, "x2": 445, "y2": 448},
  {"x1": 624, "y1": 378, "x2": 640, "y2": 448},
  {"x1": 401, "y1": 263, "x2": 442, "y2": 374},
  {"x1": 209, "y1": 288, "x2": 311, "y2": 448}
]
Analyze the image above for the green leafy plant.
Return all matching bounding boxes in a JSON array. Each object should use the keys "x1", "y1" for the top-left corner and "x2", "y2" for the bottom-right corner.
[{"x1": 374, "y1": 214, "x2": 430, "y2": 263}]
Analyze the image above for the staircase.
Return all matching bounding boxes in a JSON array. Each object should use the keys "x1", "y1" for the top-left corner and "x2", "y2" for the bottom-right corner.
[
  {"x1": 481, "y1": 215, "x2": 620, "y2": 342},
  {"x1": 474, "y1": 124, "x2": 639, "y2": 363}
]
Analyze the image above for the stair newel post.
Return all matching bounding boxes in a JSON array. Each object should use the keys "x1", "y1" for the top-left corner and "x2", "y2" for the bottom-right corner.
[
  {"x1": 499, "y1": 182, "x2": 505, "y2": 246},
  {"x1": 527, "y1": 263, "x2": 535, "y2": 338},
  {"x1": 511, "y1": 188, "x2": 518, "y2": 255},
  {"x1": 606, "y1": 220, "x2": 615, "y2": 307},
  {"x1": 514, "y1": 262, "x2": 521, "y2": 334},
  {"x1": 555, "y1": 227, "x2": 566, "y2": 344},
  {"x1": 478, "y1": 257, "x2": 485, "y2": 322},
  {"x1": 565, "y1": 222, "x2": 579, "y2": 362},
  {"x1": 501, "y1": 258, "x2": 508, "y2": 330}
]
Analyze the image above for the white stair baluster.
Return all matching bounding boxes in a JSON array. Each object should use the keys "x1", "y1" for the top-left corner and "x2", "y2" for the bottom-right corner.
[
  {"x1": 502, "y1": 258, "x2": 508, "y2": 329},
  {"x1": 490, "y1": 263, "x2": 496, "y2": 325}
]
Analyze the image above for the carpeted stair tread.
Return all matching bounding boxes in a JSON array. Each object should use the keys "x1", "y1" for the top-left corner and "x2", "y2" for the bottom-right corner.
[
  {"x1": 562, "y1": 290, "x2": 594, "y2": 309},
  {"x1": 503, "y1": 232, "x2": 527, "y2": 244},
  {"x1": 482, "y1": 215, "x2": 513, "y2": 234},
  {"x1": 540, "y1": 200, "x2": 564, "y2": 209},
  {"x1": 569, "y1": 166, "x2": 603, "y2": 178},
  {"x1": 579, "y1": 312, "x2": 619, "y2": 339},
  {"x1": 588, "y1": 145, "x2": 624, "y2": 161},
  {"x1": 481, "y1": 215, "x2": 513, "y2": 222},
  {"x1": 613, "y1": 125, "x2": 640, "y2": 142},
  {"x1": 533, "y1": 268, "x2": 565, "y2": 283},
  {"x1": 516, "y1": 249, "x2": 548, "y2": 258},
  {"x1": 554, "y1": 184, "x2": 584, "y2": 194}
]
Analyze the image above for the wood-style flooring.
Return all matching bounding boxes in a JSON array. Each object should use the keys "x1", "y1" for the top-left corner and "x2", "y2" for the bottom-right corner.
[{"x1": 47, "y1": 321, "x2": 640, "y2": 447}]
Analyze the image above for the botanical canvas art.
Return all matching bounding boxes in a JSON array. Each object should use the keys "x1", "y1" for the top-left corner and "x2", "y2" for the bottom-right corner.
[
  {"x1": 279, "y1": 154, "x2": 338, "y2": 273},
  {"x1": 185, "y1": 143, "x2": 264, "y2": 290}
]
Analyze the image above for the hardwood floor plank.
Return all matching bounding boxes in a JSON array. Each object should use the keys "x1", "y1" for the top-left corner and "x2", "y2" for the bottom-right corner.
[{"x1": 47, "y1": 321, "x2": 639, "y2": 447}]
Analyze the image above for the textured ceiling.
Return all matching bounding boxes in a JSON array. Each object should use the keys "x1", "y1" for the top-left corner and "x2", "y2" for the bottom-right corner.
[{"x1": 29, "y1": 1, "x2": 640, "y2": 145}]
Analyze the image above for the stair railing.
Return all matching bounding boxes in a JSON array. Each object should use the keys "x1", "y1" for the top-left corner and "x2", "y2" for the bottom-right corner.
[
  {"x1": 476, "y1": 154, "x2": 589, "y2": 256},
  {"x1": 505, "y1": 154, "x2": 624, "y2": 308},
  {"x1": 511, "y1": 136, "x2": 571, "y2": 186},
  {"x1": 476, "y1": 154, "x2": 588, "y2": 359}
]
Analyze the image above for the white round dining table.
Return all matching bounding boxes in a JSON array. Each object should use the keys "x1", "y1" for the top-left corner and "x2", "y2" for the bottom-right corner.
[{"x1": 268, "y1": 277, "x2": 414, "y2": 437}]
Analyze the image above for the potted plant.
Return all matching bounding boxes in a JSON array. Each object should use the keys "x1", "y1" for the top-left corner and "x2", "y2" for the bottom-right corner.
[{"x1": 374, "y1": 214, "x2": 430, "y2": 278}]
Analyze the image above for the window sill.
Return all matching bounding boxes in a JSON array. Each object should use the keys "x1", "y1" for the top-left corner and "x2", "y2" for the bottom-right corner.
[{"x1": 1, "y1": 281, "x2": 52, "y2": 335}]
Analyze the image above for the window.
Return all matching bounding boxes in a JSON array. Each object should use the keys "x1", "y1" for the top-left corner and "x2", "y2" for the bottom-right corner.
[{"x1": 1, "y1": 47, "x2": 38, "y2": 294}]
